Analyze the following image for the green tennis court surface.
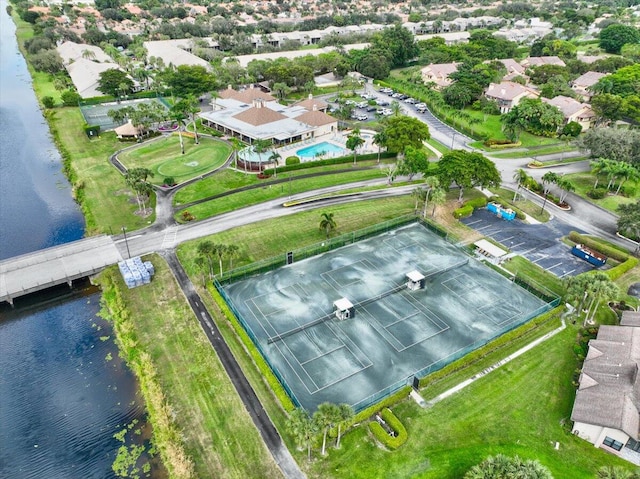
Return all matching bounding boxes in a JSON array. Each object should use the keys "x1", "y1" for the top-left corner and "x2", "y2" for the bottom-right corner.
[{"x1": 222, "y1": 223, "x2": 551, "y2": 411}]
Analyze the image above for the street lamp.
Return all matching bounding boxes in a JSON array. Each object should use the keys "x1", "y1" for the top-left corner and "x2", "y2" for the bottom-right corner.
[
  {"x1": 540, "y1": 191, "x2": 548, "y2": 215},
  {"x1": 450, "y1": 131, "x2": 457, "y2": 150},
  {"x1": 122, "y1": 226, "x2": 131, "y2": 259}
]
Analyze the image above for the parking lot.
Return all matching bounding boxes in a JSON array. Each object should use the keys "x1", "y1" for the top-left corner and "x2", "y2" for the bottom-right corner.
[{"x1": 461, "y1": 209, "x2": 599, "y2": 277}]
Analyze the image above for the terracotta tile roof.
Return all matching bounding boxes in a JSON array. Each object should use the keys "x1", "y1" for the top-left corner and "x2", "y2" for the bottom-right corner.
[
  {"x1": 485, "y1": 81, "x2": 539, "y2": 101},
  {"x1": 294, "y1": 96, "x2": 328, "y2": 111},
  {"x1": 543, "y1": 95, "x2": 594, "y2": 118},
  {"x1": 233, "y1": 106, "x2": 288, "y2": 126},
  {"x1": 294, "y1": 110, "x2": 336, "y2": 126}
]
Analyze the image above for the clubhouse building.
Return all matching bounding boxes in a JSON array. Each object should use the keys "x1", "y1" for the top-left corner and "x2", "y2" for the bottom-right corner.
[{"x1": 198, "y1": 86, "x2": 337, "y2": 146}]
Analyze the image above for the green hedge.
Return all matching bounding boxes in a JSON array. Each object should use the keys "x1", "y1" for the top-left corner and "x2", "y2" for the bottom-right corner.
[
  {"x1": 567, "y1": 231, "x2": 630, "y2": 262},
  {"x1": 368, "y1": 408, "x2": 408, "y2": 449},
  {"x1": 209, "y1": 286, "x2": 296, "y2": 412},
  {"x1": 465, "y1": 197, "x2": 488, "y2": 209},
  {"x1": 350, "y1": 386, "x2": 412, "y2": 426},
  {"x1": 453, "y1": 204, "x2": 474, "y2": 218},
  {"x1": 285, "y1": 156, "x2": 300, "y2": 165},
  {"x1": 419, "y1": 306, "x2": 562, "y2": 388},
  {"x1": 605, "y1": 257, "x2": 639, "y2": 281},
  {"x1": 261, "y1": 151, "x2": 396, "y2": 175}
]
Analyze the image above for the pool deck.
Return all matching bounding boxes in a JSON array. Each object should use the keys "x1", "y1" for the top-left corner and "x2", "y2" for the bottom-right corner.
[{"x1": 275, "y1": 131, "x2": 377, "y2": 163}]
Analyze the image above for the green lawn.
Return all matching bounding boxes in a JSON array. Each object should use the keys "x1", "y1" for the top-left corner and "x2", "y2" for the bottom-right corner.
[
  {"x1": 50, "y1": 108, "x2": 154, "y2": 233},
  {"x1": 105, "y1": 255, "x2": 282, "y2": 479},
  {"x1": 308, "y1": 326, "x2": 631, "y2": 479},
  {"x1": 118, "y1": 136, "x2": 232, "y2": 185},
  {"x1": 173, "y1": 159, "x2": 390, "y2": 206},
  {"x1": 564, "y1": 172, "x2": 638, "y2": 213},
  {"x1": 490, "y1": 144, "x2": 577, "y2": 159},
  {"x1": 175, "y1": 167, "x2": 395, "y2": 222},
  {"x1": 502, "y1": 256, "x2": 565, "y2": 297},
  {"x1": 490, "y1": 187, "x2": 552, "y2": 223}
]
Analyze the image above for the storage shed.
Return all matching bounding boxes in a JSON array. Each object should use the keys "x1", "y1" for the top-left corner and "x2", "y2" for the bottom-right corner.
[{"x1": 333, "y1": 298, "x2": 354, "y2": 320}]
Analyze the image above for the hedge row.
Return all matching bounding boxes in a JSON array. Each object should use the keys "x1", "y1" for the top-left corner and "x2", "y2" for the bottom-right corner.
[
  {"x1": 368, "y1": 408, "x2": 408, "y2": 449},
  {"x1": 453, "y1": 204, "x2": 474, "y2": 219},
  {"x1": 466, "y1": 197, "x2": 488, "y2": 209},
  {"x1": 261, "y1": 151, "x2": 396, "y2": 175},
  {"x1": 208, "y1": 285, "x2": 296, "y2": 412},
  {"x1": 605, "y1": 256, "x2": 639, "y2": 281},
  {"x1": 567, "y1": 231, "x2": 630, "y2": 262},
  {"x1": 419, "y1": 306, "x2": 562, "y2": 388}
]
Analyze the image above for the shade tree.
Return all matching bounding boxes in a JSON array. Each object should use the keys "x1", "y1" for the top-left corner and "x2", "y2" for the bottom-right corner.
[
  {"x1": 436, "y1": 150, "x2": 500, "y2": 202},
  {"x1": 379, "y1": 116, "x2": 430, "y2": 154},
  {"x1": 618, "y1": 200, "x2": 640, "y2": 247}
]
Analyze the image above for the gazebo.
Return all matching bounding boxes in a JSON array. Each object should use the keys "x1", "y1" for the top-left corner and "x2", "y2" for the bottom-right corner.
[{"x1": 114, "y1": 119, "x2": 144, "y2": 140}]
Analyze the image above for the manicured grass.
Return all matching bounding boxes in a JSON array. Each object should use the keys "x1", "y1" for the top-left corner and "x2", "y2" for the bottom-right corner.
[
  {"x1": 173, "y1": 159, "x2": 389, "y2": 206},
  {"x1": 118, "y1": 136, "x2": 231, "y2": 185},
  {"x1": 616, "y1": 266, "x2": 640, "y2": 309},
  {"x1": 503, "y1": 256, "x2": 565, "y2": 297},
  {"x1": 564, "y1": 172, "x2": 637, "y2": 213},
  {"x1": 490, "y1": 144, "x2": 577, "y2": 159},
  {"x1": 308, "y1": 326, "x2": 631, "y2": 478},
  {"x1": 176, "y1": 168, "x2": 394, "y2": 221},
  {"x1": 106, "y1": 255, "x2": 282, "y2": 479},
  {"x1": 49, "y1": 108, "x2": 154, "y2": 233}
]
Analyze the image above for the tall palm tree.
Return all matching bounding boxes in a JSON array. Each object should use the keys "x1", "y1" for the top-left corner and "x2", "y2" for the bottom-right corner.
[
  {"x1": 319, "y1": 212, "x2": 337, "y2": 238},
  {"x1": 269, "y1": 151, "x2": 281, "y2": 178},
  {"x1": 557, "y1": 177, "x2": 575, "y2": 204},
  {"x1": 614, "y1": 163, "x2": 639, "y2": 196},
  {"x1": 197, "y1": 240, "x2": 216, "y2": 278},
  {"x1": 422, "y1": 176, "x2": 440, "y2": 218},
  {"x1": 346, "y1": 128, "x2": 364, "y2": 165},
  {"x1": 252, "y1": 138, "x2": 272, "y2": 171},
  {"x1": 373, "y1": 130, "x2": 387, "y2": 163},
  {"x1": 589, "y1": 158, "x2": 609, "y2": 189},
  {"x1": 314, "y1": 403, "x2": 341, "y2": 456},
  {"x1": 169, "y1": 105, "x2": 187, "y2": 154},
  {"x1": 391, "y1": 100, "x2": 402, "y2": 117},
  {"x1": 412, "y1": 186, "x2": 426, "y2": 214},
  {"x1": 335, "y1": 403, "x2": 354, "y2": 449},
  {"x1": 513, "y1": 168, "x2": 529, "y2": 201},
  {"x1": 584, "y1": 272, "x2": 620, "y2": 325},
  {"x1": 429, "y1": 188, "x2": 446, "y2": 217},
  {"x1": 286, "y1": 408, "x2": 318, "y2": 462},
  {"x1": 212, "y1": 243, "x2": 228, "y2": 276},
  {"x1": 226, "y1": 244, "x2": 240, "y2": 270}
]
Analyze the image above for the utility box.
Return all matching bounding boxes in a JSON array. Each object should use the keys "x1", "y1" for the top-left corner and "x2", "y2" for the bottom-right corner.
[{"x1": 333, "y1": 298, "x2": 355, "y2": 320}]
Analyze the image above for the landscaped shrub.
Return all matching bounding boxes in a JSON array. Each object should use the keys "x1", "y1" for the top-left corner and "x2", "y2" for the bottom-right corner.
[
  {"x1": 83, "y1": 124, "x2": 101, "y2": 138},
  {"x1": 606, "y1": 257, "x2": 639, "y2": 281},
  {"x1": 262, "y1": 151, "x2": 396, "y2": 175},
  {"x1": 368, "y1": 408, "x2": 408, "y2": 449},
  {"x1": 567, "y1": 231, "x2": 630, "y2": 262},
  {"x1": 587, "y1": 188, "x2": 607, "y2": 199},
  {"x1": 285, "y1": 156, "x2": 300, "y2": 166},
  {"x1": 465, "y1": 197, "x2": 488, "y2": 209},
  {"x1": 42, "y1": 96, "x2": 55, "y2": 108},
  {"x1": 350, "y1": 386, "x2": 412, "y2": 427},
  {"x1": 620, "y1": 185, "x2": 636, "y2": 198},
  {"x1": 453, "y1": 205, "x2": 474, "y2": 219},
  {"x1": 61, "y1": 90, "x2": 81, "y2": 107}
]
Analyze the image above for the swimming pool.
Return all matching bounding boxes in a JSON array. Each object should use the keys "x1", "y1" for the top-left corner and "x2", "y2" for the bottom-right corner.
[{"x1": 296, "y1": 141, "x2": 346, "y2": 159}]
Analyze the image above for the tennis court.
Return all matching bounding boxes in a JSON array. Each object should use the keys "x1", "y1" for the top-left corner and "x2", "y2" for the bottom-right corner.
[
  {"x1": 80, "y1": 97, "x2": 169, "y2": 130},
  {"x1": 222, "y1": 223, "x2": 551, "y2": 411}
]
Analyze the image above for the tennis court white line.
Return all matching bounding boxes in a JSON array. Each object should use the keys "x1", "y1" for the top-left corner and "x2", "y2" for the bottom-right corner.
[{"x1": 298, "y1": 344, "x2": 346, "y2": 366}]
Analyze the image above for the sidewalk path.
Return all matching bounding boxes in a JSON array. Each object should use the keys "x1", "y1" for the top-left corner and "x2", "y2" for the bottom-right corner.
[{"x1": 425, "y1": 313, "x2": 567, "y2": 408}]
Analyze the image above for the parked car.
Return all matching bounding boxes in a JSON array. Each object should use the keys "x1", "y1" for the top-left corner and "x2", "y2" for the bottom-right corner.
[
  {"x1": 357, "y1": 101, "x2": 368, "y2": 109},
  {"x1": 415, "y1": 103, "x2": 427, "y2": 109},
  {"x1": 366, "y1": 105, "x2": 377, "y2": 112},
  {"x1": 355, "y1": 114, "x2": 368, "y2": 121},
  {"x1": 380, "y1": 108, "x2": 393, "y2": 116},
  {"x1": 397, "y1": 94, "x2": 408, "y2": 100},
  {"x1": 376, "y1": 99, "x2": 390, "y2": 106},
  {"x1": 404, "y1": 97, "x2": 416, "y2": 104},
  {"x1": 392, "y1": 92, "x2": 402, "y2": 98}
]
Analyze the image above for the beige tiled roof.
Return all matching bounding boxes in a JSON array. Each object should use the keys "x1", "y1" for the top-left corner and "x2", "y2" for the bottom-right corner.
[
  {"x1": 222, "y1": 88, "x2": 276, "y2": 103},
  {"x1": 485, "y1": 81, "x2": 538, "y2": 101},
  {"x1": 543, "y1": 96, "x2": 594, "y2": 119},
  {"x1": 233, "y1": 106, "x2": 287, "y2": 126},
  {"x1": 294, "y1": 110, "x2": 336, "y2": 126},
  {"x1": 294, "y1": 97, "x2": 328, "y2": 111}
]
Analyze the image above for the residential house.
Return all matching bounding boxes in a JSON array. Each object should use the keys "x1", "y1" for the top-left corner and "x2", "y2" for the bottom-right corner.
[
  {"x1": 57, "y1": 41, "x2": 113, "y2": 65},
  {"x1": 65, "y1": 58, "x2": 124, "y2": 98},
  {"x1": 143, "y1": 39, "x2": 214, "y2": 71},
  {"x1": 496, "y1": 59, "x2": 527, "y2": 82},
  {"x1": 571, "y1": 71, "x2": 607, "y2": 100},
  {"x1": 572, "y1": 312, "x2": 640, "y2": 457},
  {"x1": 521, "y1": 56, "x2": 567, "y2": 69},
  {"x1": 484, "y1": 81, "x2": 540, "y2": 113},
  {"x1": 542, "y1": 96, "x2": 596, "y2": 130},
  {"x1": 421, "y1": 62, "x2": 459, "y2": 89}
]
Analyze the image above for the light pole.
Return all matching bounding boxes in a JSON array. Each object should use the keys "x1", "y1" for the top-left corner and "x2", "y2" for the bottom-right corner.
[
  {"x1": 122, "y1": 226, "x2": 131, "y2": 259},
  {"x1": 450, "y1": 131, "x2": 457, "y2": 150}
]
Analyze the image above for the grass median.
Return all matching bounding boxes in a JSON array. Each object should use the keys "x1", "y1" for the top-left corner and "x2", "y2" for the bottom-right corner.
[{"x1": 175, "y1": 168, "x2": 393, "y2": 222}]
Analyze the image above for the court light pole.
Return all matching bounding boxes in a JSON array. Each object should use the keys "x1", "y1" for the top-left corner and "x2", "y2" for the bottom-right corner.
[{"x1": 122, "y1": 226, "x2": 131, "y2": 259}]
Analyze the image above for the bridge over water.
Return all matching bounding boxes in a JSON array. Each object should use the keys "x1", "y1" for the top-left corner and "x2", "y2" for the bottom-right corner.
[{"x1": 0, "y1": 235, "x2": 123, "y2": 306}]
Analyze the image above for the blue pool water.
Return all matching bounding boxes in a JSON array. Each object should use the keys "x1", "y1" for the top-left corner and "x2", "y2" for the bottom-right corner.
[{"x1": 296, "y1": 141, "x2": 346, "y2": 159}]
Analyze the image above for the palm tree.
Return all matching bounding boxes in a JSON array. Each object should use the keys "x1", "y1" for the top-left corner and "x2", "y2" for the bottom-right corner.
[
  {"x1": 391, "y1": 100, "x2": 402, "y2": 117},
  {"x1": 269, "y1": 151, "x2": 281, "y2": 178},
  {"x1": 169, "y1": 105, "x2": 187, "y2": 154},
  {"x1": 540, "y1": 171, "x2": 559, "y2": 214},
  {"x1": 556, "y1": 176, "x2": 575, "y2": 205},
  {"x1": 614, "y1": 163, "x2": 640, "y2": 196},
  {"x1": 513, "y1": 168, "x2": 529, "y2": 201},
  {"x1": 286, "y1": 408, "x2": 318, "y2": 462},
  {"x1": 81, "y1": 48, "x2": 96, "y2": 61},
  {"x1": 597, "y1": 465, "x2": 636, "y2": 479},
  {"x1": 464, "y1": 454, "x2": 553, "y2": 479},
  {"x1": 412, "y1": 187, "x2": 426, "y2": 214},
  {"x1": 335, "y1": 403, "x2": 354, "y2": 449},
  {"x1": 384, "y1": 164, "x2": 398, "y2": 185},
  {"x1": 252, "y1": 138, "x2": 272, "y2": 171},
  {"x1": 422, "y1": 176, "x2": 440, "y2": 218},
  {"x1": 346, "y1": 128, "x2": 364, "y2": 165},
  {"x1": 125, "y1": 167, "x2": 154, "y2": 214},
  {"x1": 314, "y1": 403, "x2": 340, "y2": 456},
  {"x1": 373, "y1": 130, "x2": 387, "y2": 163},
  {"x1": 226, "y1": 244, "x2": 240, "y2": 270},
  {"x1": 212, "y1": 243, "x2": 228, "y2": 276},
  {"x1": 228, "y1": 137, "x2": 244, "y2": 170},
  {"x1": 197, "y1": 240, "x2": 216, "y2": 279},
  {"x1": 319, "y1": 212, "x2": 337, "y2": 238},
  {"x1": 184, "y1": 96, "x2": 201, "y2": 145},
  {"x1": 584, "y1": 272, "x2": 620, "y2": 325},
  {"x1": 430, "y1": 188, "x2": 446, "y2": 217}
]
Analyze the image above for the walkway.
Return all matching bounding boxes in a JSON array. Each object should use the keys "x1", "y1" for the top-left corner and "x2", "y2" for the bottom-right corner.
[{"x1": 425, "y1": 313, "x2": 567, "y2": 407}]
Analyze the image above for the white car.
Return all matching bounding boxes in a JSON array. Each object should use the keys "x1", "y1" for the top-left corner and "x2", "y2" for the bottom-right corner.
[{"x1": 380, "y1": 108, "x2": 393, "y2": 116}]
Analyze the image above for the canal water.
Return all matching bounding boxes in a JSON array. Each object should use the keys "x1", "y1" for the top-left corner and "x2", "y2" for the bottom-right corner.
[{"x1": 0, "y1": 2, "x2": 151, "y2": 477}]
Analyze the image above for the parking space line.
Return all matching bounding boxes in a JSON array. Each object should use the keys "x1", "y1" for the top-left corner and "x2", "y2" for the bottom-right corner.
[
  {"x1": 559, "y1": 268, "x2": 576, "y2": 278},
  {"x1": 531, "y1": 255, "x2": 548, "y2": 264},
  {"x1": 466, "y1": 220, "x2": 483, "y2": 226},
  {"x1": 545, "y1": 261, "x2": 563, "y2": 271},
  {"x1": 510, "y1": 241, "x2": 525, "y2": 249}
]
